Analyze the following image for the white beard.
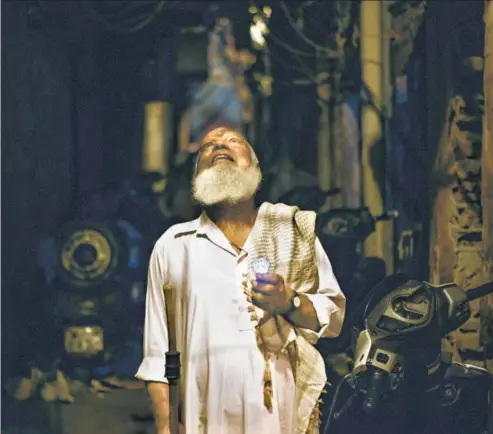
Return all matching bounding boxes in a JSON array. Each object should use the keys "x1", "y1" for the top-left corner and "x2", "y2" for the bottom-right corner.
[{"x1": 192, "y1": 163, "x2": 262, "y2": 206}]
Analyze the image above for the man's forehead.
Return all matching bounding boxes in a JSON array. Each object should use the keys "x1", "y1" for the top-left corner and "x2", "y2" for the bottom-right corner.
[{"x1": 201, "y1": 128, "x2": 245, "y2": 143}]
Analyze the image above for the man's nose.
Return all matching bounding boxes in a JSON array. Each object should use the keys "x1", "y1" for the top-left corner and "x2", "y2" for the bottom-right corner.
[{"x1": 212, "y1": 143, "x2": 229, "y2": 152}]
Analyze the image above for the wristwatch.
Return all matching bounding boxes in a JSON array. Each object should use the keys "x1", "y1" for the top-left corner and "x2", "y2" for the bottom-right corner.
[{"x1": 285, "y1": 292, "x2": 301, "y2": 316}]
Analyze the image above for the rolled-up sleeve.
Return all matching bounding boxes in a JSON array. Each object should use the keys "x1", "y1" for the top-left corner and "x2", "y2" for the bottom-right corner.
[
  {"x1": 303, "y1": 237, "x2": 346, "y2": 341},
  {"x1": 135, "y1": 240, "x2": 170, "y2": 383}
]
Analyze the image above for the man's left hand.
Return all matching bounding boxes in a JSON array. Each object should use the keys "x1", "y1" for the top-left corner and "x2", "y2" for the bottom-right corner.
[{"x1": 251, "y1": 273, "x2": 294, "y2": 314}]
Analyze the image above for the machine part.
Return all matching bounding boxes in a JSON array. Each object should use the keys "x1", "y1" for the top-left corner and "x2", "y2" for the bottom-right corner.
[
  {"x1": 366, "y1": 280, "x2": 434, "y2": 335},
  {"x1": 318, "y1": 273, "x2": 408, "y2": 357},
  {"x1": 389, "y1": 364, "x2": 404, "y2": 390},
  {"x1": 278, "y1": 186, "x2": 340, "y2": 211},
  {"x1": 363, "y1": 368, "x2": 386, "y2": 415},
  {"x1": 441, "y1": 383, "x2": 461, "y2": 407},
  {"x1": 63, "y1": 325, "x2": 104, "y2": 357},
  {"x1": 317, "y1": 208, "x2": 375, "y2": 242},
  {"x1": 55, "y1": 221, "x2": 128, "y2": 291},
  {"x1": 353, "y1": 330, "x2": 372, "y2": 374},
  {"x1": 61, "y1": 230, "x2": 111, "y2": 281},
  {"x1": 324, "y1": 278, "x2": 493, "y2": 434}
]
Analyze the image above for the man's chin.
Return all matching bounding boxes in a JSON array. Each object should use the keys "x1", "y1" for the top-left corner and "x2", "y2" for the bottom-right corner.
[{"x1": 193, "y1": 193, "x2": 250, "y2": 207}]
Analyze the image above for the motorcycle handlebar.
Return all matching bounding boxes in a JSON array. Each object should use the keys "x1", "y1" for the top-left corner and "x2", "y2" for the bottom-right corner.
[
  {"x1": 323, "y1": 188, "x2": 341, "y2": 198},
  {"x1": 374, "y1": 210, "x2": 399, "y2": 222},
  {"x1": 363, "y1": 369, "x2": 386, "y2": 416},
  {"x1": 466, "y1": 281, "x2": 493, "y2": 302}
]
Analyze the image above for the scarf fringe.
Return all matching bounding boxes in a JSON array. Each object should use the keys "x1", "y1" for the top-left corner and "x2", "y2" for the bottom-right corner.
[{"x1": 263, "y1": 359, "x2": 273, "y2": 412}]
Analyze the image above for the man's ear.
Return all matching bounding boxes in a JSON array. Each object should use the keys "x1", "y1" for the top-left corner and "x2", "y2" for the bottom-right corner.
[{"x1": 193, "y1": 152, "x2": 201, "y2": 176}]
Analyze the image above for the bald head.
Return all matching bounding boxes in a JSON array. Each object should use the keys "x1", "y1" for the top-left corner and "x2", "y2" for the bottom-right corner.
[
  {"x1": 194, "y1": 127, "x2": 259, "y2": 175},
  {"x1": 192, "y1": 127, "x2": 262, "y2": 206}
]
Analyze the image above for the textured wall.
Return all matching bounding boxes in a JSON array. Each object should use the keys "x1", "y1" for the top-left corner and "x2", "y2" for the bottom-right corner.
[
  {"x1": 483, "y1": 2, "x2": 493, "y2": 268},
  {"x1": 481, "y1": 1, "x2": 493, "y2": 367},
  {"x1": 426, "y1": 1, "x2": 489, "y2": 366}
]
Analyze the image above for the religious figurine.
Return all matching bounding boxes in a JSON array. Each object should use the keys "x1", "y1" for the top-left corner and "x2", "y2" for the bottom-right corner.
[{"x1": 179, "y1": 5, "x2": 256, "y2": 155}]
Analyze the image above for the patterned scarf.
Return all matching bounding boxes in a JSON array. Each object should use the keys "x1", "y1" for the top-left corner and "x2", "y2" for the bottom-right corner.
[{"x1": 244, "y1": 202, "x2": 327, "y2": 434}]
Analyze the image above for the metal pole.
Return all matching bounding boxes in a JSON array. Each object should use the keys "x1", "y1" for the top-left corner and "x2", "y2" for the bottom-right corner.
[{"x1": 317, "y1": 47, "x2": 332, "y2": 192}]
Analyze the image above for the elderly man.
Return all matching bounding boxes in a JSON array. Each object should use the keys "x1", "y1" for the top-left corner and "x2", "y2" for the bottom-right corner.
[{"x1": 136, "y1": 127, "x2": 345, "y2": 434}]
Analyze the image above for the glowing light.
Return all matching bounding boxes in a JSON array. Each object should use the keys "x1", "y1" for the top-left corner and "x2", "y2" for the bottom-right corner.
[
  {"x1": 252, "y1": 257, "x2": 271, "y2": 274},
  {"x1": 249, "y1": 12, "x2": 270, "y2": 49},
  {"x1": 263, "y1": 6, "x2": 272, "y2": 17}
]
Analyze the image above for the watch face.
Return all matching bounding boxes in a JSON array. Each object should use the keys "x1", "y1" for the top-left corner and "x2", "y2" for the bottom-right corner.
[{"x1": 293, "y1": 295, "x2": 301, "y2": 309}]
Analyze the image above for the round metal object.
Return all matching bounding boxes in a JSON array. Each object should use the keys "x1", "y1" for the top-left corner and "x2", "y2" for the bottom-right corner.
[
  {"x1": 441, "y1": 383, "x2": 461, "y2": 407},
  {"x1": 55, "y1": 221, "x2": 127, "y2": 291},
  {"x1": 60, "y1": 229, "x2": 112, "y2": 282}
]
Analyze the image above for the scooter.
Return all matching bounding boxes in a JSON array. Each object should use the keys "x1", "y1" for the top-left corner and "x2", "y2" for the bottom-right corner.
[
  {"x1": 37, "y1": 172, "x2": 183, "y2": 373},
  {"x1": 274, "y1": 185, "x2": 396, "y2": 309},
  {"x1": 322, "y1": 275, "x2": 493, "y2": 434},
  {"x1": 316, "y1": 207, "x2": 398, "y2": 355},
  {"x1": 266, "y1": 182, "x2": 398, "y2": 356}
]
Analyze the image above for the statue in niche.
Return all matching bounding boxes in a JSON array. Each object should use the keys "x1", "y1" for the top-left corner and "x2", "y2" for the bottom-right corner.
[
  {"x1": 179, "y1": 4, "x2": 256, "y2": 156},
  {"x1": 168, "y1": 5, "x2": 256, "y2": 221}
]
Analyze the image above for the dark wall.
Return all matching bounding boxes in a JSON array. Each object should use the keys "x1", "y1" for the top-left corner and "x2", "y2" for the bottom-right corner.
[
  {"x1": 98, "y1": 32, "x2": 151, "y2": 185},
  {"x1": 2, "y1": 2, "x2": 75, "y2": 377}
]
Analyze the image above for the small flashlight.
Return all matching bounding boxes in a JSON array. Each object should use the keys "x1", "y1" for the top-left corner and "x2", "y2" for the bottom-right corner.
[{"x1": 251, "y1": 257, "x2": 271, "y2": 275}]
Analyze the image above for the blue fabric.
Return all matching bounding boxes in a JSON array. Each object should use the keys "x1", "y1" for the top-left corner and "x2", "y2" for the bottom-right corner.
[
  {"x1": 187, "y1": 16, "x2": 245, "y2": 144},
  {"x1": 189, "y1": 84, "x2": 242, "y2": 142}
]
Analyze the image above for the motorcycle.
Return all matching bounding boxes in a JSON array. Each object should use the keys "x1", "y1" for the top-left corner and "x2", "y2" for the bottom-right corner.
[
  {"x1": 265, "y1": 182, "x2": 398, "y2": 354},
  {"x1": 273, "y1": 185, "x2": 396, "y2": 306},
  {"x1": 291, "y1": 205, "x2": 393, "y2": 363},
  {"x1": 316, "y1": 207, "x2": 398, "y2": 321},
  {"x1": 322, "y1": 275, "x2": 493, "y2": 434},
  {"x1": 37, "y1": 172, "x2": 183, "y2": 374}
]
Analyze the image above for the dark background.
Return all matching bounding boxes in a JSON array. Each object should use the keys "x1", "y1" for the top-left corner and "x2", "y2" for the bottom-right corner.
[
  {"x1": 2, "y1": 0, "x2": 484, "y2": 387},
  {"x1": 1, "y1": 0, "x2": 322, "y2": 381}
]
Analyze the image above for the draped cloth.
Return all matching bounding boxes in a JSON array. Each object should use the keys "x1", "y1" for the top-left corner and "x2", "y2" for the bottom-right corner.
[{"x1": 245, "y1": 202, "x2": 327, "y2": 434}]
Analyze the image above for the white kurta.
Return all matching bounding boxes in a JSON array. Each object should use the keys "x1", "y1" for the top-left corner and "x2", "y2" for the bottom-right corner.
[{"x1": 136, "y1": 210, "x2": 345, "y2": 434}]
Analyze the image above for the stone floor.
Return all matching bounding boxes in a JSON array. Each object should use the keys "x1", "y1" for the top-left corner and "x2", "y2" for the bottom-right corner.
[{"x1": 2, "y1": 389, "x2": 155, "y2": 434}]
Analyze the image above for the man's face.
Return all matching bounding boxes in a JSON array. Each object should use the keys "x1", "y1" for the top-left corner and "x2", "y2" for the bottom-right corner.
[
  {"x1": 195, "y1": 128, "x2": 254, "y2": 174},
  {"x1": 192, "y1": 128, "x2": 262, "y2": 207}
]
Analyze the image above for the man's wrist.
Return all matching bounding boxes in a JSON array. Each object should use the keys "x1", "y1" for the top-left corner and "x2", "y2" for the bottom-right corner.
[{"x1": 283, "y1": 292, "x2": 301, "y2": 316}]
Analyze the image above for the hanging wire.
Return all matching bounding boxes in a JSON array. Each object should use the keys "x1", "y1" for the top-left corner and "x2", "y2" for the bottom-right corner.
[
  {"x1": 87, "y1": 0, "x2": 167, "y2": 34},
  {"x1": 268, "y1": 31, "x2": 319, "y2": 58},
  {"x1": 100, "y1": 3, "x2": 151, "y2": 23},
  {"x1": 267, "y1": 36, "x2": 322, "y2": 85},
  {"x1": 279, "y1": 1, "x2": 338, "y2": 58},
  {"x1": 268, "y1": 50, "x2": 337, "y2": 110},
  {"x1": 269, "y1": 48, "x2": 317, "y2": 78}
]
